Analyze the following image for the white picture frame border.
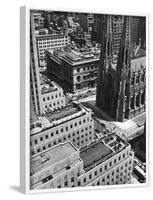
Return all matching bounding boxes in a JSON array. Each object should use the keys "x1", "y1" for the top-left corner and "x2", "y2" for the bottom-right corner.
[{"x1": 20, "y1": 6, "x2": 150, "y2": 194}]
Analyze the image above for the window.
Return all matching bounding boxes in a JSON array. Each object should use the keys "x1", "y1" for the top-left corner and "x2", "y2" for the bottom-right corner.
[
  {"x1": 51, "y1": 133, "x2": 53, "y2": 137},
  {"x1": 64, "y1": 181, "x2": 68, "y2": 186},
  {"x1": 78, "y1": 181, "x2": 80, "y2": 186},
  {"x1": 37, "y1": 148, "x2": 40, "y2": 153},
  {"x1": 66, "y1": 166, "x2": 71, "y2": 170},
  {"x1": 48, "y1": 143, "x2": 51, "y2": 148},
  {"x1": 45, "y1": 135, "x2": 48, "y2": 139},
  {"x1": 56, "y1": 130, "x2": 58, "y2": 135},
  {"x1": 105, "y1": 165, "x2": 107, "y2": 170},
  {"x1": 77, "y1": 68, "x2": 80, "y2": 73},
  {"x1": 83, "y1": 178, "x2": 86, "y2": 183},
  {"x1": 89, "y1": 174, "x2": 92, "y2": 179},
  {"x1": 61, "y1": 128, "x2": 63, "y2": 132},
  {"x1": 71, "y1": 177, "x2": 74, "y2": 182},
  {"x1": 34, "y1": 139, "x2": 37, "y2": 145},
  {"x1": 136, "y1": 75, "x2": 139, "y2": 84},
  {"x1": 43, "y1": 98, "x2": 45, "y2": 101},
  {"x1": 40, "y1": 137, "x2": 43, "y2": 141},
  {"x1": 43, "y1": 146, "x2": 46, "y2": 150},
  {"x1": 94, "y1": 171, "x2": 97, "y2": 176},
  {"x1": 100, "y1": 168, "x2": 102, "y2": 173}
]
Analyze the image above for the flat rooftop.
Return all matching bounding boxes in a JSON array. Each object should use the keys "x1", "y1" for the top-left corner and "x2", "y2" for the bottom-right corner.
[
  {"x1": 80, "y1": 133, "x2": 128, "y2": 172},
  {"x1": 36, "y1": 33, "x2": 68, "y2": 39},
  {"x1": 40, "y1": 76, "x2": 58, "y2": 95},
  {"x1": 80, "y1": 142, "x2": 112, "y2": 170},
  {"x1": 45, "y1": 102, "x2": 83, "y2": 123},
  {"x1": 49, "y1": 47, "x2": 100, "y2": 66},
  {"x1": 30, "y1": 141, "x2": 77, "y2": 176}
]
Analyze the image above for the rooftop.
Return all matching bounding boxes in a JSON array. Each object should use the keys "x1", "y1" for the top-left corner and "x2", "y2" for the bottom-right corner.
[
  {"x1": 40, "y1": 76, "x2": 58, "y2": 94},
  {"x1": 30, "y1": 141, "x2": 77, "y2": 176},
  {"x1": 48, "y1": 47, "x2": 100, "y2": 66},
  {"x1": 80, "y1": 133, "x2": 128, "y2": 172},
  {"x1": 45, "y1": 102, "x2": 84, "y2": 123},
  {"x1": 36, "y1": 33, "x2": 68, "y2": 39}
]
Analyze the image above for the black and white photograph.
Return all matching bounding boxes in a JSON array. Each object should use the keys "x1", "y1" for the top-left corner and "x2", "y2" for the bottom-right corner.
[{"x1": 29, "y1": 9, "x2": 147, "y2": 191}]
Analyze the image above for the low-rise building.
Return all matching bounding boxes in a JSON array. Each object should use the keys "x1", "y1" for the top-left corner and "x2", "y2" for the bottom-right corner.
[
  {"x1": 30, "y1": 132, "x2": 134, "y2": 189},
  {"x1": 46, "y1": 47, "x2": 100, "y2": 93},
  {"x1": 40, "y1": 75, "x2": 65, "y2": 113},
  {"x1": 30, "y1": 102, "x2": 94, "y2": 156}
]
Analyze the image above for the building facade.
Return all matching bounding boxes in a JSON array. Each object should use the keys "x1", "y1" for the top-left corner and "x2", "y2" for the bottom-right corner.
[
  {"x1": 36, "y1": 33, "x2": 70, "y2": 66},
  {"x1": 30, "y1": 132, "x2": 134, "y2": 189},
  {"x1": 30, "y1": 102, "x2": 94, "y2": 156},
  {"x1": 40, "y1": 76, "x2": 65, "y2": 113},
  {"x1": 46, "y1": 47, "x2": 100, "y2": 93},
  {"x1": 30, "y1": 11, "x2": 42, "y2": 116},
  {"x1": 96, "y1": 15, "x2": 146, "y2": 122}
]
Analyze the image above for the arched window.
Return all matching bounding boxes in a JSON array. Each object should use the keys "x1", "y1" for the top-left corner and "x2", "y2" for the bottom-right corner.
[
  {"x1": 125, "y1": 82, "x2": 128, "y2": 96},
  {"x1": 136, "y1": 94, "x2": 139, "y2": 107},
  {"x1": 141, "y1": 73, "x2": 145, "y2": 82},
  {"x1": 125, "y1": 49, "x2": 128, "y2": 65},
  {"x1": 135, "y1": 75, "x2": 139, "y2": 84},
  {"x1": 131, "y1": 76, "x2": 134, "y2": 85},
  {"x1": 141, "y1": 92, "x2": 145, "y2": 105},
  {"x1": 130, "y1": 96, "x2": 134, "y2": 109}
]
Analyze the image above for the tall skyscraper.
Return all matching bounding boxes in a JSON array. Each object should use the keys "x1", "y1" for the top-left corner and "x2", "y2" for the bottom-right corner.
[{"x1": 30, "y1": 11, "x2": 42, "y2": 116}]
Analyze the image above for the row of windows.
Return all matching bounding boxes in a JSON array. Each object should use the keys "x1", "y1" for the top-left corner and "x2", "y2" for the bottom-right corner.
[
  {"x1": 131, "y1": 73, "x2": 145, "y2": 85},
  {"x1": 40, "y1": 163, "x2": 132, "y2": 188},
  {"x1": 31, "y1": 132, "x2": 93, "y2": 155},
  {"x1": 30, "y1": 126, "x2": 92, "y2": 148},
  {"x1": 43, "y1": 93, "x2": 62, "y2": 101},
  {"x1": 91, "y1": 175, "x2": 131, "y2": 186},
  {"x1": 77, "y1": 160, "x2": 132, "y2": 186},
  {"x1": 39, "y1": 42, "x2": 67, "y2": 49},
  {"x1": 31, "y1": 118, "x2": 92, "y2": 143},
  {"x1": 76, "y1": 65, "x2": 98, "y2": 73}
]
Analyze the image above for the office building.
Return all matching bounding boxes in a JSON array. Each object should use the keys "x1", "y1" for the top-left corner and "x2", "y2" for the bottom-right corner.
[
  {"x1": 36, "y1": 33, "x2": 70, "y2": 66},
  {"x1": 30, "y1": 12, "x2": 66, "y2": 116},
  {"x1": 39, "y1": 75, "x2": 65, "y2": 113},
  {"x1": 30, "y1": 132, "x2": 134, "y2": 189},
  {"x1": 46, "y1": 46, "x2": 100, "y2": 93},
  {"x1": 30, "y1": 102, "x2": 94, "y2": 156}
]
